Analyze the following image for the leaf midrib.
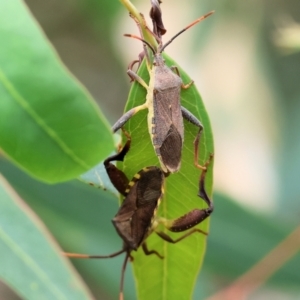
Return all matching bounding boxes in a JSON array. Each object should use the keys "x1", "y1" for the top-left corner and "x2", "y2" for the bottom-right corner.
[{"x1": 0, "y1": 68, "x2": 90, "y2": 169}]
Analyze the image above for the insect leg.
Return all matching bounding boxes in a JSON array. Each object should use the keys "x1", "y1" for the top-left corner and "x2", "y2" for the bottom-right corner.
[
  {"x1": 181, "y1": 106, "x2": 206, "y2": 170},
  {"x1": 127, "y1": 58, "x2": 143, "y2": 82},
  {"x1": 160, "y1": 206, "x2": 212, "y2": 233},
  {"x1": 104, "y1": 130, "x2": 132, "y2": 195},
  {"x1": 198, "y1": 153, "x2": 214, "y2": 208},
  {"x1": 127, "y1": 69, "x2": 149, "y2": 89},
  {"x1": 112, "y1": 101, "x2": 148, "y2": 133},
  {"x1": 142, "y1": 242, "x2": 163, "y2": 259},
  {"x1": 155, "y1": 154, "x2": 213, "y2": 234},
  {"x1": 170, "y1": 66, "x2": 194, "y2": 89},
  {"x1": 155, "y1": 228, "x2": 207, "y2": 244},
  {"x1": 112, "y1": 65, "x2": 150, "y2": 133}
]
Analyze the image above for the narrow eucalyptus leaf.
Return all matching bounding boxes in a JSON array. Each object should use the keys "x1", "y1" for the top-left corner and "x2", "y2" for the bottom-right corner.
[
  {"x1": 0, "y1": 175, "x2": 93, "y2": 300},
  {"x1": 0, "y1": 0, "x2": 114, "y2": 183}
]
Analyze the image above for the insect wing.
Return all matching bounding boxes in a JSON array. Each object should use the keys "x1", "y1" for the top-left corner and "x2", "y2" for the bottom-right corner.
[
  {"x1": 112, "y1": 167, "x2": 164, "y2": 250},
  {"x1": 112, "y1": 182, "x2": 138, "y2": 249},
  {"x1": 132, "y1": 167, "x2": 164, "y2": 245},
  {"x1": 152, "y1": 66, "x2": 184, "y2": 172}
]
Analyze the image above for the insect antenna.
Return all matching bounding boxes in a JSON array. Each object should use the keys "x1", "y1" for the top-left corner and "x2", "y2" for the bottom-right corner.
[
  {"x1": 64, "y1": 249, "x2": 129, "y2": 300},
  {"x1": 119, "y1": 252, "x2": 131, "y2": 300},
  {"x1": 124, "y1": 34, "x2": 156, "y2": 55},
  {"x1": 63, "y1": 248, "x2": 126, "y2": 259},
  {"x1": 160, "y1": 10, "x2": 215, "y2": 53}
]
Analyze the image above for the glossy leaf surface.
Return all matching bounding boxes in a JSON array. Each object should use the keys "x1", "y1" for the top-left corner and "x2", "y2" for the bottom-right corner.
[
  {"x1": 79, "y1": 135, "x2": 122, "y2": 195},
  {"x1": 79, "y1": 161, "x2": 118, "y2": 196},
  {"x1": 0, "y1": 175, "x2": 93, "y2": 300},
  {"x1": 0, "y1": 0, "x2": 114, "y2": 183}
]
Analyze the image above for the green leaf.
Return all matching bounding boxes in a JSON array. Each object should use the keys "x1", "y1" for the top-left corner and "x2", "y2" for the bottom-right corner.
[
  {"x1": 0, "y1": 174, "x2": 93, "y2": 300},
  {"x1": 79, "y1": 134, "x2": 121, "y2": 195},
  {"x1": 79, "y1": 161, "x2": 118, "y2": 196},
  {"x1": 121, "y1": 57, "x2": 214, "y2": 299},
  {"x1": 2, "y1": 157, "x2": 300, "y2": 299},
  {"x1": 0, "y1": 0, "x2": 114, "y2": 183}
]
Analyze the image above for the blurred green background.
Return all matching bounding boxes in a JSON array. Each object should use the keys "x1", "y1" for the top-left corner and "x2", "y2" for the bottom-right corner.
[{"x1": 1, "y1": 0, "x2": 300, "y2": 299}]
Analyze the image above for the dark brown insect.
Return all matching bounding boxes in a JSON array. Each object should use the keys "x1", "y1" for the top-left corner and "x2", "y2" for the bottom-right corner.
[{"x1": 64, "y1": 135, "x2": 213, "y2": 300}]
